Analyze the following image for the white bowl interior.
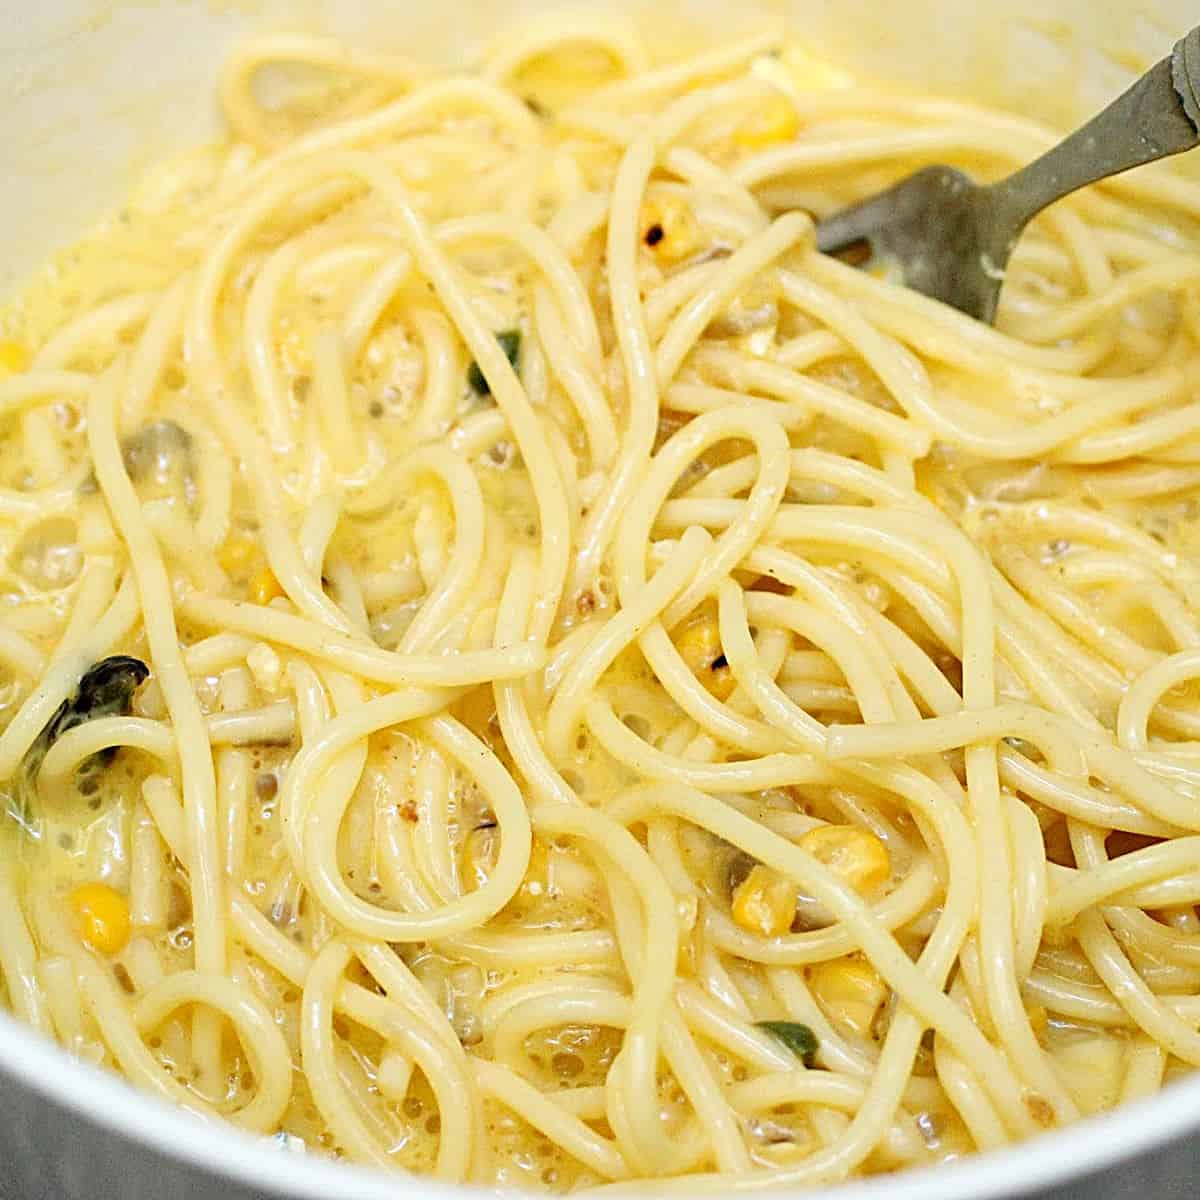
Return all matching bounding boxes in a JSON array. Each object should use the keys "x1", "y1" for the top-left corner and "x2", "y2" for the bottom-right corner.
[
  {"x1": 1, "y1": 0, "x2": 1199, "y2": 1195},
  {"x1": 0, "y1": 0, "x2": 1194, "y2": 293},
  {"x1": 4, "y1": 1000, "x2": 1200, "y2": 1200}
]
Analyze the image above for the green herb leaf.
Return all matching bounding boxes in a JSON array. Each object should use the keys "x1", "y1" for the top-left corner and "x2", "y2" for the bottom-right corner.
[
  {"x1": 467, "y1": 330, "x2": 521, "y2": 396},
  {"x1": 757, "y1": 1020, "x2": 819, "y2": 1067},
  {"x1": 15, "y1": 655, "x2": 150, "y2": 822}
]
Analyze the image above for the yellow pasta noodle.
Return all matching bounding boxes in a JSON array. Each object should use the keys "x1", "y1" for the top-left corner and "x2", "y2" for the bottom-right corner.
[{"x1": 2, "y1": 13, "x2": 1200, "y2": 1194}]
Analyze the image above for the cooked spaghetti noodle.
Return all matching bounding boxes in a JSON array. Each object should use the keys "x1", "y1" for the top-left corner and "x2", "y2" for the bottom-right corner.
[{"x1": 1, "y1": 13, "x2": 1200, "y2": 1191}]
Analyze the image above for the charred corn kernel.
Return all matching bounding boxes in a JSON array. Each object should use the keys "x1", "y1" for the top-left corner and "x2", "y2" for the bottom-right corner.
[
  {"x1": 463, "y1": 823, "x2": 499, "y2": 891},
  {"x1": 0, "y1": 339, "x2": 29, "y2": 375},
  {"x1": 68, "y1": 883, "x2": 131, "y2": 956},
  {"x1": 735, "y1": 95, "x2": 800, "y2": 148},
  {"x1": 732, "y1": 865, "x2": 797, "y2": 937},
  {"x1": 810, "y1": 958, "x2": 887, "y2": 1038},
  {"x1": 797, "y1": 824, "x2": 891, "y2": 895},
  {"x1": 641, "y1": 196, "x2": 701, "y2": 265},
  {"x1": 675, "y1": 616, "x2": 736, "y2": 701},
  {"x1": 218, "y1": 536, "x2": 257, "y2": 574},
  {"x1": 250, "y1": 566, "x2": 283, "y2": 606}
]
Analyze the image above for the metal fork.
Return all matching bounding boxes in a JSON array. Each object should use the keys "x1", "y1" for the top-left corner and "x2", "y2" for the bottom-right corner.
[{"x1": 814, "y1": 25, "x2": 1200, "y2": 324}]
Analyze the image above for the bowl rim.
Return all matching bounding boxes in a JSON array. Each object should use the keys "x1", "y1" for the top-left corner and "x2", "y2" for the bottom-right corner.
[{"x1": 0, "y1": 1006, "x2": 1196, "y2": 1197}]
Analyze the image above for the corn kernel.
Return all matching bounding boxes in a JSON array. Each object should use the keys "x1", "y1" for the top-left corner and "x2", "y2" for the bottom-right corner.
[
  {"x1": 0, "y1": 339, "x2": 29, "y2": 375},
  {"x1": 735, "y1": 95, "x2": 800, "y2": 148},
  {"x1": 675, "y1": 616, "x2": 736, "y2": 701},
  {"x1": 640, "y1": 196, "x2": 702, "y2": 265},
  {"x1": 463, "y1": 823, "x2": 499, "y2": 891},
  {"x1": 810, "y1": 957, "x2": 887, "y2": 1038},
  {"x1": 797, "y1": 824, "x2": 891, "y2": 895},
  {"x1": 217, "y1": 536, "x2": 257, "y2": 574},
  {"x1": 68, "y1": 883, "x2": 131, "y2": 956},
  {"x1": 732, "y1": 864, "x2": 797, "y2": 937},
  {"x1": 250, "y1": 567, "x2": 283, "y2": 606}
]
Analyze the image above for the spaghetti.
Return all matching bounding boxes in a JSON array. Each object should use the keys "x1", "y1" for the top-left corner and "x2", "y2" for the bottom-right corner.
[{"x1": 0, "y1": 13, "x2": 1199, "y2": 1192}]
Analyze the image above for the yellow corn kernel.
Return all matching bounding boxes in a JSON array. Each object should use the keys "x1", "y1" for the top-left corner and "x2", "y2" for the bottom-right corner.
[
  {"x1": 250, "y1": 567, "x2": 283, "y2": 606},
  {"x1": 0, "y1": 339, "x2": 29, "y2": 375},
  {"x1": 810, "y1": 957, "x2": 887, "y2": 1038},
  {"x1": 640, "y1": 196, "x2": 701, "y2": 265},
  {"x1": 675, "y1": 616, "x2": 736, "y2": 701},
  {"x1": 68, "y1": 883, "x2": 131, "y2": 956},
  {"x1": 735, "y1": 94, "x2": 800, "y2": 148},
  {"x1": 463, "y1": 823, "x2": 499, "y2": 891},
  {"x1": 217, "y1": 535, "x2": 257, "y2": 574},
  {"x1": 732, "y1": 865, "x2": 797, "y2": 937},
  {"x1": 797, "y1": 823, "x2": 891, "y2": 895}
]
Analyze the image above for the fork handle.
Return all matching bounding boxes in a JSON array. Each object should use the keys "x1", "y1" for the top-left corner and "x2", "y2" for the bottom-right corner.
[{"x1": 987, "y1": 26, "x2": 1200, "y2": 249}]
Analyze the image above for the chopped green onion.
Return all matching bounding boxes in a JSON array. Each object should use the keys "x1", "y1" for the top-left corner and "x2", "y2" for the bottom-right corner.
[
  {"x1": 757, "y1": 1020, "x2": 819, "y2": 1067},
  {"x1": 467, "y1": 330, "x2": 521, "y2": 396}
]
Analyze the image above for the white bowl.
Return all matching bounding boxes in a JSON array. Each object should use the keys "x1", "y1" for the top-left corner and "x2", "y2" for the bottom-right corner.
[{"x1": 0, "y1": 2, "x2": 1197, "y2": 1197}]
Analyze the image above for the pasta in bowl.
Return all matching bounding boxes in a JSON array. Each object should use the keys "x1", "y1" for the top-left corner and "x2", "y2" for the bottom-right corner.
[{"x1": 1, "y1": 9, "x2": 1200, "y2": 1193}]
